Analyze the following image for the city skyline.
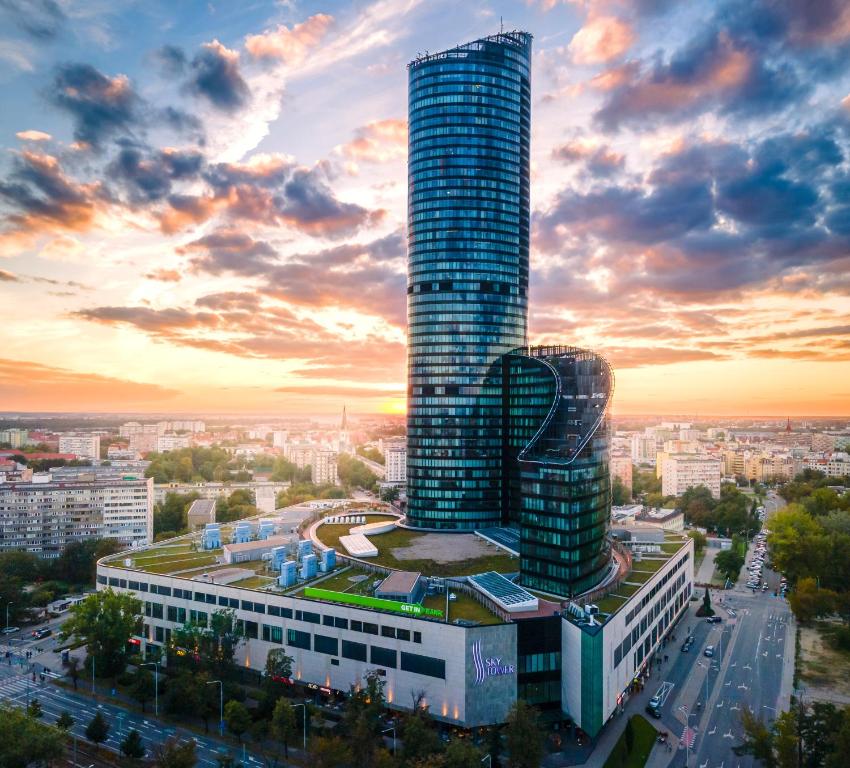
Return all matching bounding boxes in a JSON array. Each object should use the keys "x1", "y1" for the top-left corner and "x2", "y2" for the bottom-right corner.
[{"x1": 1, "y1": 1, "x2": 850, "y2": 417}]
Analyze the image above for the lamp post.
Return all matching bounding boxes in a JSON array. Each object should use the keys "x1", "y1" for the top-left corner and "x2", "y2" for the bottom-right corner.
[
  {"x1": 4, "y1": 602, "x2": 12, "y2": 630},
  {"x1": 679, "y1": 705, "x2": 696, "y2": 767},
  {"x1": 140, "y1": 661, "x2": 160, "y2": 717},
  {"x1": 481, "y1": 756, "x2": 492, "y2": 767},
  {"x1": 91, "y1": 655, "x2": 95, "y2": 695},
  {"x1": 291, "y1": 702, "x2": 307, "y2": 751},
  {"x1": 381, "y1": 726, "x2": 396, "y2": 756},
  {"x1": 206, "y1": 680, "x2": 223, "y2": 736}
]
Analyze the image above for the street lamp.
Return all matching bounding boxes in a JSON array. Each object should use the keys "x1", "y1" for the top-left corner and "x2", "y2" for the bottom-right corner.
[
  {"x1": 381, "y1": 726, "x2": 396, "y2": 756},
  {"x1": 206, "y1": 680, "x2": 223, "y2": 736},
  {"x1": 4, "y1": 602, "x2": 12, "y2": 630},
  {"x1": 91, "y1": 655, "x2": 95, "y2": 695},
  {"x1": 140, "y1": 661, "x2": 160, "y2": 717},
  {"x1": 481, "y1": 756, "x2": 492, "y2": 767},
  {"x1": 291, "y1": 702, "x2": 307, "y2": 751},
  {"x1": 679, "y1": 705, "x2": 697, "y2": 768}
]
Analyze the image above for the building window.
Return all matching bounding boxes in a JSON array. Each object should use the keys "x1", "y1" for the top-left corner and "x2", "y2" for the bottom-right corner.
[
  {"x1": 287, "y1": 629, "x2": 311, "y2": 650},
  {"x1": 400, "y1": 651, "x2": 445, "y2": 679},
  {"x1": 262, "y1": 625, "x2": 283, "y2": 644},
  {"x1": 341, "y1": 640, "x2": 367, "y2": 662},
  {"x1": 381, "y1": 626, "x2": 395, "y2": 639},
  {"x1": 268, "y1": 605, "x2": 281, "y2": 617},
  {"x1": 323, "y1": 615, "x2": 335, "y2": 627},
  {"x1": 396, "y1": 628, "x2": 410, "y2": 642},
  {"x1": 413, "y1": 631, "x2": 422, "y2": 644},
  {"x1": 334, "y1": 617, "x2": 348, "y2": 630},
  {"x1": 314, "y1": 635, "x2": 339, "y2": 656},
  {"x1": 363, "y1": 622, "x2": 379, "y2": 636},
  {"x1": 370, "y1": 646, "x2": 397, "y2": 668},
  {"x1": 351, "y1": 620, "x2": 363, "y2": 633},
  {"x1": 296, "y1": 610, "x2": 320, "y2": 625}
]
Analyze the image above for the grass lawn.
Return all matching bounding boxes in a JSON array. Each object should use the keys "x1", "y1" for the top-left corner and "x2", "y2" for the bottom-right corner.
[
  {"x1": 625, "y1": 569, "x2": 655, "y2": 585},
  {"x1": 140, "y1": 554, "x2": 219, "y2": 574},
  {"x1": 301, "y1": 567, "x2": 376, "y2": 595},
  {"x1": 632, "y1": 557, "x2": 668, "y2": 573},
  {"x1": 422, "y1": 592, "x2": 502, "y2": 625},
  {"x1": 661, "y1": 542, "x2": 683, "y2": 554},
  {"x1": 316, "y1": 524, "x2": 518, "y2": 577},
  {"x1": 230, "y1": 575, "x2": 275, "y2": 589},
  {"x1": 618, "y1": 583, "x2": 641, "y2": 597},
  {"x1": 603, "y1": 715, "x2": 657, "y2": 768},
  {"x1": 595, "y1": 594, "x2": 628, "y2": 614}
]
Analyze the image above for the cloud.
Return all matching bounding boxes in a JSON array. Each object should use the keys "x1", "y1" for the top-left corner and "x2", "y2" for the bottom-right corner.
[
  {"x1": 340, "y1": 119, "x2": 407, "y2": 163},
  {"x1": 109, "y1": 145, "x2": 204, "y2": 203},
  {"x1": 0, "y1": 269, "x2": 19, "y2": 282},
  {"x1": 186, "y1": 40, "x2": 250, "y2": 112},
  {"x1": 0, "y1": 151, "x2": 107, "y2": 237},
  {"x1": 154, "y1": 44, "x2": 187, "y2": 76},
  {"x1": 0, "y1": 357, "x2": 179, "y2": 409},
  {"x1": 0, "y1": 0, "x2": 65, "y2": 40},
  {"x1": 0, "y1": 40, "x2": 35, "y2": 72},
  {"x1": 569, "y1": 14, "x2": 634, "y2": 64},
  {"x1": 178, "y1": 229, "x2": 278, "y2": 275},
  {"x1": 47, "y1": 63, "x2": 141, "y2": 148},
  {"x1": 551, "y1": 139, "x2": 625, "y2": 174},
  {"x1": 16, "y1": 130, "x2": 52, "y2": 142},
  {"x1": 245, "y1": 13, "x2": 334, "y2": 64},
  {"x1": 145, "y1": 268, "x2": 182, "y2": 282}
]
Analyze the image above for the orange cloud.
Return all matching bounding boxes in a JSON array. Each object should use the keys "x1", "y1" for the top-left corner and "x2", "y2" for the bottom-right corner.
[
  {"x1": 16, "y1": 130, "x2": 52, "y2": 141},
  {"x1": 0, "y1": 357, "x2": 179, "y2": 411},
  {"x1": 341, "y1": 119, "x2": 408, "y2": 163},
  {"x1": 245, "y1": 13, "x2": 334, "y2": 63},
  {"x1": 569, "y1": 14, "x2": 634, "y2": 64}
]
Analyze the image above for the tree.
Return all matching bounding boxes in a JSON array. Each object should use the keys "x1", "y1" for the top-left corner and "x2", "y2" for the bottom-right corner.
[
  {"x1": 132, "y1": 668, "x2": 156, "y2": 713},
  {"x1": 154, "y1": 493, "x2": 199, "y2": 537},
  {"x1": 612, "y1": 476, "x2": 631, "y2": 505},
  {"x1": 121, "y1": 728, "x2": 146, "y2": 759},
  {"x1": 380, "y1": 485, "x2": 400, "y2": 503},
  {"x1": 170, "y1": 609, "x2": 242, "y2": 674},
  {"x1": 53, "y1": 538, "x2": 123, "y2": 585},
  {"x1": 624, "y1": 717, "x2": 635, "y2": 754},
  {"x1": 767, "y1": 505, "x2": 828, "y2": 585},
  {"x1": 696, "y1": 587, "x2": 714, "y2": 617},
  {"x1": 715, "y1": 549, "x2": 745, "y2": 581},
  {"x1": 66, "y1": 654, "x2": 80, "y2": 690},
  {"x1": 343, "y1": 671, "x2": 387, "y2": 766},
  {"x1": 736, "y1": 707, "x2": 777, "y2": 767},
  {"x1": 85, "y1": 711, "x2": 110, "y2": 745},
  {"x1": 56, "y1": 710, "x2": 75, "y2": 731},
  {"x1": 504, "y1": 701, "x2": 544, "y2": 768},
  {"x1": 61, "y1": 588, "x2": 142, "y2": 678},
  {"x1": 154, "y1": 735, "x2": 198, "y2": 768},
  {"x1": 264, "y1": 647, "x2": 294, "y2": 682},
  {"x1": 401, "y1": 710, "x2": 441, "y2": 764},
  {"x1": 26, "y1": 698, "x2": 43, "y2": 718},
  {"x1": 0, "y1": 705, "x2": 64, "y2": 768},
  {"x1": 788, "y1": 578, "x2": 837, "y2": 624},
  {"x1": 687, "y1": 529, "x2": 707, "y2": 554},
  {"x1": 164, "y1": 670, "x2": 202, "y2": 718},
  {"x1": 445, "y1": 740, "x2": 484, "y2": 768},
  {"x1": 225, "y1": 700, "x2": 251, "y2": 743},
  {"x1": 311, "y1": 735, "x2": 352, "y2": 768},
  {"x1": 270, "y1": 697, "x2": 298, "y2": 759}
]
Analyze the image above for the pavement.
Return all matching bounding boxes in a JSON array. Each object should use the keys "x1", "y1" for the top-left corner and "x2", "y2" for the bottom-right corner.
[{"x1": 695, "y1": 547, "x2": 719, "y2": 585}]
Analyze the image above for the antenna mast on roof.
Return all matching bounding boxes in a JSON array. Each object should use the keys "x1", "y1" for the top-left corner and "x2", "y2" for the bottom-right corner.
[{"x1": 500, "y1": 16, "x2": 504, "y2": 33}]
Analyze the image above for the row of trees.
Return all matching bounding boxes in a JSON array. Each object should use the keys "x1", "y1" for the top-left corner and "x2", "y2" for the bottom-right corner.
[
  {"x1": 145, "y1": 447, "x2": 251, "y2": 484},
  {"x1": 676, "y1": 484, "x2": 761, "y2": 537}
]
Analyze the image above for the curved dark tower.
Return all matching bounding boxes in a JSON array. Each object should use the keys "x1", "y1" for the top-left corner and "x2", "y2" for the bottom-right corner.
[{"x1": 406, "y1": 31, "x2": 532, "y2": 530}]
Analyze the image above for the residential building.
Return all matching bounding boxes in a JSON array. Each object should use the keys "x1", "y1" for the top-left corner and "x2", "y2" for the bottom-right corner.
[
  {"x1": 630, "y1": 434, "x2": 657, "y2": 465},
  {"x1": 610, "y1": 454, "x2": 633, "y2": 496},
  {"x1": 385, "y1": 443, "x2": 407, "y2": 484},
  {"x1": 0, "y1": 428, "x2": 28, "y2": 449},
  {"x1": 661, "y1": 455, "x2": 722, "y2": 498},
  {"x1": 0, "y1": 476, "x2": 153, "y2": 557},
  {"x1": 312, "y1": 450, "x2": 339, "y2": 486},
  {"x1": 287, "y1": 443, "x2": 315, "y2": 470},
  {"x1": 152, "y1": 481, "x2": 290, "y2": 506},
  {"x1": 57, "y1": 433, "x2": 101, "y2": 460},
  {"x1": 156, "y1": 434, "x2": 191, "y2": 452}
]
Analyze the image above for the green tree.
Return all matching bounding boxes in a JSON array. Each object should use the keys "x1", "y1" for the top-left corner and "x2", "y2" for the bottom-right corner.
[
  {"x1": 85, "y1": 711, "x2": 110, "y2": 745},
  {"x1": 768, "y1": 505, "x2": 828, "y2": 585},
  {"x1": 697, "y1": 587, "x2": 714, "y2": 617},
  {"x1": 380, "y1": 485, "x2": 400, "y2": 503},
  {"x1": 225, "y1": 700, "x2": 251, "y2": 743},
  {"x1": 311, "y1": 735, "x2": 352, "y2": 768},
  {"x1": 788, "y1": 577, "x2": 837, "y2": 624},
  {"x1": 66, "y1": 655, "x2": 81, "y2": 690},
  {"x1": 687, "y1": 529, "x2": 707, "y2": 554},
  {"x1": 163, "y1": 669, "x2": 202, "y2": 718},
  {"x1": 0, "y1": 705, "x2": 64, "y2": 768},
  {"x1": 401, "y1": 710, "x2": 441, "y2": 764},
  {"x1": 170, "y1": 609, "x2": 242, "y2": 674},
  {"x1": 61, "y1": 588, "x2": 142, "y2": 678},
  {"x1": 26, "y1": 698, "x2": 43, "y2": 718},
  {"x1": 270, "y1": 697, "x2": 299, "y2": 759},
  {"x1": 56, "y1": 710, "x2": 75, "y2": 731},
  {"x1": 121, "y1": 728, "x2": 146, "y2": 759},
  {"x1": 154, "y1": 492, "x2": 200, "y2": 536},
  {"x1": 715, "y1": 549, "x2": 745, "y2": 581},
  {"x1": 154, "y1": 735, "x2": 198, "y2": 768},
  {"x1": 445, "y1": 740, "x2": 484, "y2": 768},
  {"x1": 264, "y1": 647, "x2": 294, "y2": 681},
  {"x1": 53, "y1": 538, "x2": 123, "y2": 585},
  {"x1": 612, "y1": 476, "x2": 631, "y2": 505},
  {"x1": 504, "y1": 701, "x2": 544, "y2": 768},
  {"x1": 735, "y1": 707, "x2": 777, "y2": 767},
  {"x1": 132, "y1": 668, "x2": 156, "y2": 713}
]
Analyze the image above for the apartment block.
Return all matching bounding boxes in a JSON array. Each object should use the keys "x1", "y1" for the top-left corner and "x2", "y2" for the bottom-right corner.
[
  {"x1": 58, "y1": 434, "x2": 101, "y2": 460},
  {"x1": 385, "y1": 443, "x2": 407, "y2": 484},
  {"x1": 661, "y1": 455, "x2": 721, "y2": 498},
  {"x1": 312, "y1": 450, "x2": 339, "y2": 486}
]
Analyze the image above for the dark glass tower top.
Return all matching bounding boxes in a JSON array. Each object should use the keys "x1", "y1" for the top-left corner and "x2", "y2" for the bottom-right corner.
[{"x1": 406, "y1": 32, "x2": 532, "y2": 530}]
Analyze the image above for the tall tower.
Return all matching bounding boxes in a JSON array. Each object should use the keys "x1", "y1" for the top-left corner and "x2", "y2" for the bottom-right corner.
[{"x1": 406, "y1": 32, "x2": 532, "y2": 530}]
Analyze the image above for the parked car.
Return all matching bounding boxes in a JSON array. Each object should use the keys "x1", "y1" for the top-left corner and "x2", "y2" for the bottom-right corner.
[
  {"x1": 1, "y1": 627, "x2": 18, "y2": 635},
  {"x1": 704, "y1": 645, "x2": 715, "y2": 657},
  {"x1": 707, "y1": 616, "x2": 722, "y2": 623},
  {"x1": 645, "y1": 704, "x2": 662, "y2": 719}
]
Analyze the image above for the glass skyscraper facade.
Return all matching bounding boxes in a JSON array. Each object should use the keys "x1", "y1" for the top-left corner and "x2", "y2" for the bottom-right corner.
[{"x1": 406, "y1": 31, "x2": 532, "y2": 530}]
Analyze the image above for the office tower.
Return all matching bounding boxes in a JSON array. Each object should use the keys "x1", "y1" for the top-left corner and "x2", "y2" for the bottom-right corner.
[{"x1": 406, "y1": 31, "x2": 532, "y2": 530}]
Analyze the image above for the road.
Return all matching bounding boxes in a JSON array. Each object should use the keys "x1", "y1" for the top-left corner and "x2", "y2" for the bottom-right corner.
[{"x1": 656, "y1": 490, "x2": 793, "y2": 768}]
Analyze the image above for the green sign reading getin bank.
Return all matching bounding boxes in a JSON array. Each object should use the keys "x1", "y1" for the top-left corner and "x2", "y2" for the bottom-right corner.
[{"x1": 303, "y1": 587, "x2": 444, "y2": 618}]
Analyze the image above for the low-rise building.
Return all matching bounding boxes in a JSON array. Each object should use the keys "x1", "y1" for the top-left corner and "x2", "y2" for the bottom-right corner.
[{"x1": 187, "y1": 499, "x2": 217, "y2": 530}]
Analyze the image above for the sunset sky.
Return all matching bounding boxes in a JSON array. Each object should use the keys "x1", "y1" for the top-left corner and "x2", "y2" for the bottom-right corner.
[{"x1": 1, "y1": 0, "x2": 849, "y2": 417}]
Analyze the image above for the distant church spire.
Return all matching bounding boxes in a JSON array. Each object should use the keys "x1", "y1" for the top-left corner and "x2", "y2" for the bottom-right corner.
[
  {"x1": 341, "y1": 405, "x2": 347, "y2": 430},
  {"x1": 785, "y1": 417, "x2": 792, "y2": 433}
]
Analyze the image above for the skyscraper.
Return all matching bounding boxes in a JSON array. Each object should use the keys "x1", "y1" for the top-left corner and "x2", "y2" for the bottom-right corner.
[{"x1": 406, "y1": 31, "x2": 532, "y2": 530}]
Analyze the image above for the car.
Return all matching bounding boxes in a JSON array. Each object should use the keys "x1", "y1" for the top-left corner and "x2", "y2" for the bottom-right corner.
[
  {"x1": 707, "y1": 616, "x2": 722, "y2": 623},
  {"x1": 1, "y1": 627, "x2": 19, "y2": 635},
  {"x1": 704, "y1": 645, "x2": 715, "y2": 657},
  {"x1": 32, "y1": 628, "x2": 52, "y2": 639},
  {"x1": 762, "y1": 584, "x2": 769, "y2": 591},
  {"x1": 681, "y1": 643, "x2": 691, "y2": 652},
  {"x1": 645, "y1": 704, "x2": 662, "y2": 719}
]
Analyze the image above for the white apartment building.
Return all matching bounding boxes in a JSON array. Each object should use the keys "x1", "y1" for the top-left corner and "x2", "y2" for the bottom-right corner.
[
  {"x1": 803, "y1": 452, "x2": 850, "y2": 478},
  {"x1": 0, "y1": 476, "x2": 153, "y2": 557},
  {"x1": 288, "y1": 443, "x2": 315, "y2": 469},
  {"x1": 167, "y1": 420, "x2": 206, "y2": 433},
  {"x1": 156, "y1": 434, "x2": 191, "y2": 453},
  {"x1": 609, "y1": 453, "x2": 632, "y2": 495},
  {"x1": 312, "y1": 449, "x2": 339, "y2": 486},
  {"x1": 661, "y1": 455, "x2": 721, "y2": 498},
  {"x1": 272, "y1": 431, "x2": 289, "y2": 449},
  {"x1": 630, "y1": 435, "x2": 657, "y2": 465},
  {"x1": 385, "y1": 444, "x2": 407, "y2": 484},
  {"x1": 58, "y1": 433, "x2": 101, "y2": 460},
  {"x1": 0, "y1": 428, "x2": 28, "y2": 449}
]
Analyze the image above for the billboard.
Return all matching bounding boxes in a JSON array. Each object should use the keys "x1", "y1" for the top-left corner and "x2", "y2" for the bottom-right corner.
[{"x1": 303, "y1": 587, "x2": 444, "y2": 618}]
